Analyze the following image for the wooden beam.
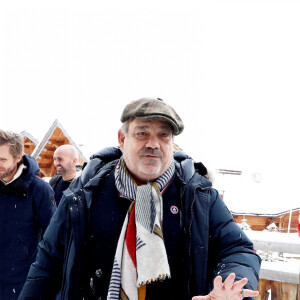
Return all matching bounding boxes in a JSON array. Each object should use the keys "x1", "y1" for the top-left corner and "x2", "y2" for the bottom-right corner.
[
  {"x1": 39, "y1": 168, "x2": 51, "y2": 177},
  {"x1": 43, "y1": 143, "x2": 64, "y2": 151},
  {"x1": 36, "y1": 158, "x2": 52, "y2": 165},
  {"x1": 256, "y1": 280, "x2": 299, "y2": 300},
  {"x1": 38, "y1": 152, "x2": 54, "y2": 159},
  {"x1": 50, "y1": 164, "x2": 57, "y2": 177}
]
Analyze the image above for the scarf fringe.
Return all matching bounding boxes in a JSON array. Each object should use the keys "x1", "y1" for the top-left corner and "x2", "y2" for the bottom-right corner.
[{"x1": 138, "y1": 274, "x2": 171, "y2": 287}]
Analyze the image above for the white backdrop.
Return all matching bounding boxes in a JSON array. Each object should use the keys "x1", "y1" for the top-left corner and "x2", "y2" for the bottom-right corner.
[{"x1": 1, "y1": 0, "x2": 300, "y2": 213}]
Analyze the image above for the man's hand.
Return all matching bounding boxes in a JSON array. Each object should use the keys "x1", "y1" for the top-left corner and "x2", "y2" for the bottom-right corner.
[{"x1": 192, "y1": 273, "x2": 259, "y2": 300}]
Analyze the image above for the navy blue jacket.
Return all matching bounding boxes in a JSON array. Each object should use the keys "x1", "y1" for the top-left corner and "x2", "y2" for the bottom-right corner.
[
  {"x1": 19, "y1": 147, "x2": 261, "y2": 300},
  {"x1": 0, "y1": 154, "x2": 56, "y2": 300}
]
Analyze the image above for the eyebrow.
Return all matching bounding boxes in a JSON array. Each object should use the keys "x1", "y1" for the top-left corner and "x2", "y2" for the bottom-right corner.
[
  {"x1": 133, "y1": 125, "x2": 172, "y2": 131},
  {"x1": 134, "y1": 125, "x2": 149, "y2": 130}
]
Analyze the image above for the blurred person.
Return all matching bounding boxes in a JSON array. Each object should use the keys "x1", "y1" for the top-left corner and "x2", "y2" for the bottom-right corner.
[
  {"x1": 0, "y1": 129, "x2": 56, "y2": 300},
  {"x1": 19, "y1": 98, "x2": 261, "y2": 300},
  {"x1": 49, "y1": 144, "x2": 80, "y2": 206}
]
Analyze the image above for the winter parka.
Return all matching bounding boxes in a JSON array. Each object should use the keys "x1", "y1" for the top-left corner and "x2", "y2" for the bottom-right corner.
[
  {"x1": 19, "y1": 147, "x2": 261, "y2": 300},
  {"x1": 0, "y1": 154, "x2": 56, "y2": 300}
]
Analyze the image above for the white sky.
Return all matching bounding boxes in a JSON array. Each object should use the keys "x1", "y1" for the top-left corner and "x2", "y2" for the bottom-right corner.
[{"x1": 1, "y1": 0, "x2": 300, "y2": 213}]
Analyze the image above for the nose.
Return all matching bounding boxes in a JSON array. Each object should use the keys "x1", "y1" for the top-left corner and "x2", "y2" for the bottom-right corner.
[{"x1": 145, "y1": 136, "x2": 160, "y2": 149}]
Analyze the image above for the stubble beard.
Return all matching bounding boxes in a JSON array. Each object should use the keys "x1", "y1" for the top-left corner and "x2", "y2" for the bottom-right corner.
[
  {"x1": 0, "y1": 163, "x2": 18, "y2": 181},
  {"x1": 56, "y1": 166, "x2": 67, "y2": 176}
]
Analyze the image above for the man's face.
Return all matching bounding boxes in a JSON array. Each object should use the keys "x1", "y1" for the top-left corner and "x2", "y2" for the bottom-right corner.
[
  {"x1": 0, "y1": 144, "x2": 22, "y2": 182},
  {"x1": 118, "y1": 118, "x2": 174, "y2": 184},
  {"x1": 53, "y1": 148, "x2": 74, "y2": 177}
]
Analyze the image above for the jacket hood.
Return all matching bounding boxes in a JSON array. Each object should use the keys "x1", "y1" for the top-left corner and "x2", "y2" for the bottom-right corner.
[
  {"x1": 23, "y1": 154, "x2": 40, "y2": 176},
  {"x1": 89, "y1": 147, "x2": 123, "y2": 161},
  {"x1": 16, "y1": 154, "x2": 40, "y2": 189},
  {"x1": 81, "y1": 147, "x2": 211, "y2": 189},
  {"x1": 81, "y1": 147, "x2": 122, "y2": 188}
]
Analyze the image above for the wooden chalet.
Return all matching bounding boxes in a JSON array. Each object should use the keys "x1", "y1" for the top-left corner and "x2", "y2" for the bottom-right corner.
[
  {"x1": 31, "y1": 119, "x2": 87, "y2": 178},
  {"x1": 232, "y1": 208, "x2": 300, "y2": 233},
  {"x1": 212, "y1": 169, "x2": 300, "y2": 233},
  {"x1": 21, "y1": 131, "x2": 39, "y2": 155}
]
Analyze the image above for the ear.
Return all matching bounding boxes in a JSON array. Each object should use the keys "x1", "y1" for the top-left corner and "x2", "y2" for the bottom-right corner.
[
  {"x1": 118, "y1": 129, "x2": 125, "y2": 150},
  {"x1": 16, "y1": 155, "x2": 22, "y2": 164}
]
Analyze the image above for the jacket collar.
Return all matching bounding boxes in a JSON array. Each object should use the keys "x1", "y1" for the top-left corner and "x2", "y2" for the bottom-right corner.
[
  {"x1": 0, "y1": 163, "x2": 27, "y2": 185},
  {"x1": 81, "y1": 147, "x2": 212, "y2": 190}
]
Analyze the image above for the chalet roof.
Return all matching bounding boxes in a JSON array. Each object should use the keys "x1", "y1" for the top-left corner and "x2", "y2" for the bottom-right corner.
[
  {"x1": 31, "y1": 119, "x2": 87, "y2": 177},
  {"x1": 21, "y1": 131, "x2": 39, "y2": 155}
]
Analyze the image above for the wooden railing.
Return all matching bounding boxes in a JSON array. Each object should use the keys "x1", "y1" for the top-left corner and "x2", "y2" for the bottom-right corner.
[{"x1": 245, "y1": 230, "x2": 300, "y2": 300}]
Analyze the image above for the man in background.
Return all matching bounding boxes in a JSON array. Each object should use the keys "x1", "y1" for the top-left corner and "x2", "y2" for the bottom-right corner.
[
  {"x1": 49, "y1": 144, "x2": 80, "y2": 206},
  {"x1": 0, "y1": 129, "x2": 56, "y2": 300}
]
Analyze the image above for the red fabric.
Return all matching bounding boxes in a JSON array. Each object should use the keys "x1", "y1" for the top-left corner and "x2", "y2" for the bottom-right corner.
[
  {"x1": 298, "y1": 223, "x2": 300, "y2": 238},
  {"x1": 126, "y1": 204, "x2": 137, "y2": 268}
]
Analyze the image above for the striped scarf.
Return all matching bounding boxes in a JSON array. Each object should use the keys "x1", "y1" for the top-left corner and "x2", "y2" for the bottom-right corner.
[{"x1": 107, "y1": 157, "x2": 175, "y2": 300}]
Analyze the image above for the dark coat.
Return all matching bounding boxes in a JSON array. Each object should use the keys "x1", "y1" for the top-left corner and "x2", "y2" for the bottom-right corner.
[
  {"x1": 0, "y1": 154, "x2": 56, "y2": 300},
  {"x1": 19, "y1": 147, "x2": 261, "y2": 300},
  {"x1": 49, "y1": 174, "x2": 62, "y2": 191}
]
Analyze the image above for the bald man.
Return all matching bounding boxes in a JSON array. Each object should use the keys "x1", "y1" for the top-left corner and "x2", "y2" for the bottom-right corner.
[{"x1": 49, "y1": 144, "x2": 80, "y2": 206}]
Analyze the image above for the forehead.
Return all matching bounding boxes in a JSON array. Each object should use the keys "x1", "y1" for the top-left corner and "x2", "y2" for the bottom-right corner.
[
  {"x1": 54, "y1": 148, "x2": 69, "y2": 158},
  {"x1": 129, "y1": 118, "x2": 172, "y2": 130},
  {"x1": 0, "y1": 144, "x2": 14, "y2": 158}
]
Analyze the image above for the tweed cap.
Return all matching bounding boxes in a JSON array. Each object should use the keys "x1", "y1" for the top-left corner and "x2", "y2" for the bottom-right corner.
[{"x1": 121, "y1": 97, "x2": 184, "y2": 135}]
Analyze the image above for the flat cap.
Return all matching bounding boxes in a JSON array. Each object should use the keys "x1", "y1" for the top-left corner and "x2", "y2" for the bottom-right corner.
[{"x1": 121, "y1": 97, "x2": 184, "y2": 135}]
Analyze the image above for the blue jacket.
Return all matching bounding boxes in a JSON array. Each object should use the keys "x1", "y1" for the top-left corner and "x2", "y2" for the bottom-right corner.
[
  {"x1": 19, "y1": 147, "x2": 261, "y2": 300},
  {"x1": 0, "y1": 154, "x2": 56, "y2": 300}
]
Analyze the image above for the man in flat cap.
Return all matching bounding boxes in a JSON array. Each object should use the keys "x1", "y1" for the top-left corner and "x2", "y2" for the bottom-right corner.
[{"x1": 20, "y1": 98, "x2": 260, "y2": 300}]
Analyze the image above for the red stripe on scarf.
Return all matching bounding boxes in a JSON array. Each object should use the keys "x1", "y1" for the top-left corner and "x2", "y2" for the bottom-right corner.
[{"x1": 126, "y1": 204, "x2": 137, "y2": 268}]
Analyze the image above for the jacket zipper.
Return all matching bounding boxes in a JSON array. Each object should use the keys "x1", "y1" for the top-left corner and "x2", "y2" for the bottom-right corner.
[{"x1": 187, "y1": 188, "x2": 196, "y2": 298}]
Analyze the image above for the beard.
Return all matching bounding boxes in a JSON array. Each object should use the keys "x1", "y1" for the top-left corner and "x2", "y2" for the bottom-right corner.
[
  {"x1": 55, "y1": 162, "x2": 72, "y2": 176},
  {"x1": 56, "y1": 167, "x2": 66, "y2": 175},
  {"x1": 0, "y1": 163, "x2": 18, "y2": 181}
]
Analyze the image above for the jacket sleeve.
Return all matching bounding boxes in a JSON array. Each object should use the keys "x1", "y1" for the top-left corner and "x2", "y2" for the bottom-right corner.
[
  {"x1": 31, "y1": 178, "x2": 56, "y2": 237},
  {"x1": 207, "y1": 189, "x2": 261, "y2": 294},
  {"x1": 19, "y1": 194, "x2": 69, "y2": 300}
]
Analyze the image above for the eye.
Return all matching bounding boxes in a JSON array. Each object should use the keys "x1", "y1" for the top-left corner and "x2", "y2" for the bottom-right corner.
[
  {"x1": 160, "y1": 132, "x2": 171, "y2": 139},
  {"x1": 136, "y1": 132, "x2": 147, "y2": 137}
]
